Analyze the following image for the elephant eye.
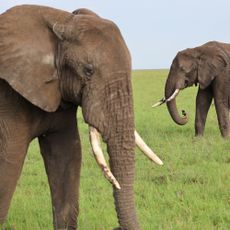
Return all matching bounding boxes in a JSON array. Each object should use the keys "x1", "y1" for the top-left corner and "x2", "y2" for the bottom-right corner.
[{"x1": 83, "y1": 64, "x2": 94, "y2": 77}]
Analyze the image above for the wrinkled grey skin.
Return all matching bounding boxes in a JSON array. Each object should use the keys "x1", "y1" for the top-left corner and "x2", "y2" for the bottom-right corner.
[
  {"x1": 165, "y1": 41, "x2": 230, "y2": 137},
  {"x1": 0, "y1": 5, "x2": 139, "y2": 229}
]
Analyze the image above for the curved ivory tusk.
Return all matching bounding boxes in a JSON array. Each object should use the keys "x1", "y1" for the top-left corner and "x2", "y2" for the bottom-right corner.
[
  {"x1": 152, "y1": 89, "x2": 180, "y2": 108},
  {"x1": 152, "y1": 97, "x2": 166, "y2": 108},
  {"x1": 166, "y1": 89, "x2": 180, "y2": 102},
  {"x1": 135, "y1": 130, "x2": 163, "y2": 165},
  {"x1": 89, "y1": 126, "x2": 121, "y2": 190}
]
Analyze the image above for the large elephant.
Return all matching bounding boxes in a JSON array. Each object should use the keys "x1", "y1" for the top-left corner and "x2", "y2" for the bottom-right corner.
[
  {"x1": 0, "y1": 5, "x2": 163, "y2": 230},
  {"x1": 154, "y1": 41, "x2": 230, "y2": 137}
]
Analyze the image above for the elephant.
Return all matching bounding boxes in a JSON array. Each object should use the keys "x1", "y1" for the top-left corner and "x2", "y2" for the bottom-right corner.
[
  {"x1": 0, "y1": 4, "x2": 163, "y2": 230},
  {"x1": 153, "y1": 41, "x2": 230, "y2": 137}
]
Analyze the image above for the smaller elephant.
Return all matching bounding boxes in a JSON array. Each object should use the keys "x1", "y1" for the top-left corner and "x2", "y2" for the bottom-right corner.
[{"x1": 154, "y1": 41, "x2": 230, "y2": 137}]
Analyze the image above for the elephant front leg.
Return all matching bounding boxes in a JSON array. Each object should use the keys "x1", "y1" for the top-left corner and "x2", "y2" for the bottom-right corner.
[
  {"x1": 38, "y1": 118, "x2": 81, "y2": 230},
  {"x1": 195, "y1": 87, "x2": 213, "y2": 136},
  {"x1": 0, "y1": 123, "x2": 29, "y2": 225}
]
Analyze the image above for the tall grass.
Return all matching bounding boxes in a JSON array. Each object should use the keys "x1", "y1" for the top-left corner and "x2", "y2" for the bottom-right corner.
[{"x1": 3, "y1": 70, "x2": 230, "y2": 229}]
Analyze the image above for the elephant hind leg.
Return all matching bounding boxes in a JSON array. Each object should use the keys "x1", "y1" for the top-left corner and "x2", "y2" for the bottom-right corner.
[
  {"x1": 213, "y1": 85, "x2": 230, "y2": 137},
  {"x1": 214, "y1": 99, "x2": 230, "y2": 137},
  {"x1": 0, "y1": 121, "x2": 29, "y2": 224}
]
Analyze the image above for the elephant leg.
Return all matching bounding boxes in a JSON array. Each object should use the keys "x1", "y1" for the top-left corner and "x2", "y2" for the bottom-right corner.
[
  {"x1": 213, "y1": 96, "x2": 230, "y2": 138},
  {"x1": 0, "y1": 121, "x2": 29, "y2": 224},
  {"x1": 38, "y1": 113, "x2": 81, "y2": 230},
  {"x1": 195, "y1": 87, "x2": 213, "y2": 136}
]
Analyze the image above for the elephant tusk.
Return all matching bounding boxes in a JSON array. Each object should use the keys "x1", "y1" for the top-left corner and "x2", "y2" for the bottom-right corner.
[
  {"x1": 152, "y1": 89, "x2": 180, "y2": 108},
  {"x1": 166, "y1": 89, "x2": 180, "y2": 102},
  {"x1": 152, "y1": 97, "x2": 166, "y2": 108},
  {"x1": 89, "y1": 126, "x2": 121, "y2": 190},
  {"x1": 134, "y1": 130, "x2": 163, "y2": 165}
]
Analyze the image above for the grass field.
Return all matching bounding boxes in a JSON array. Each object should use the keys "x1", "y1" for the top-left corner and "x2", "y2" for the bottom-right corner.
[{"x1": 3, "y1": 69, "x2": 230, "y2": 229}]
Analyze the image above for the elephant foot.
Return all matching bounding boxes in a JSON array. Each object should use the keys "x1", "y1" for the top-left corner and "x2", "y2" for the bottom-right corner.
[
  {"x1": 194, "y1": 134, "x2": 203, "y2": 138},
  {"x1": 220, "y1": 128, "x2": 230, "y2": 138}
]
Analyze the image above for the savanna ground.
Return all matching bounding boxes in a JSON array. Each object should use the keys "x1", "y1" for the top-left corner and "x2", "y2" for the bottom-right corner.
[{"x1": 3, "y1": 70, "x2": 230, "y2": 229}]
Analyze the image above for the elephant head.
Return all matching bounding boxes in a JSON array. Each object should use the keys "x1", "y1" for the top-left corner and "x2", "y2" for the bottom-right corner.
[
  {"x1": 153, "y1": 41, "x2": 228, "y2": 125},
  {"x1": 0, "y1": 5, "x2": 163, "y2": 229}
]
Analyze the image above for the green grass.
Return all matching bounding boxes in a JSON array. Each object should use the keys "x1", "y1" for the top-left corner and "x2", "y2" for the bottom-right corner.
[{"x1": 3, "y1": 70, "x2": 230, "y2": 229}]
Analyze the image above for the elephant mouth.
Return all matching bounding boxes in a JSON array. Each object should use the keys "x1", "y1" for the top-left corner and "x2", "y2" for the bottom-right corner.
[
  {"x1": 184, "y1": 81, "x2": 197, "y2": 88},
  {"x1": 88, "y1": 126, "x2": 163, "y2": 189}
]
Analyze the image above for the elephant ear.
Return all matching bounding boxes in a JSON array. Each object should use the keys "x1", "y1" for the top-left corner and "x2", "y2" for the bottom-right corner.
[
  {"x1": 198, "y1": 48, "x2": 227, "y2": 89},
  {"x1": 0, "y1": 6, "x2": 61, "y2": 112}
]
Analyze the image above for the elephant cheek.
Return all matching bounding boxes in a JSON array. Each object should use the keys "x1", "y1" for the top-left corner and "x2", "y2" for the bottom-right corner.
[{"x1": 59, "y1": 69, "x2": 84, "y2": 105}]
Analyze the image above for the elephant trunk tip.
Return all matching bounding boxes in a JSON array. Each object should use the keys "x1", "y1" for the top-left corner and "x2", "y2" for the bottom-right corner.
[
  {"x1": 176, "y1": 109, "x2": 189, "y2": 125},
  {"x1": 182, "y1": 110, "x2": 187, "y2": 116}
]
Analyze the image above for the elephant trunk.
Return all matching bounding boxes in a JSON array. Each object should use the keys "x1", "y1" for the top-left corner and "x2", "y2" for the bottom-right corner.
[
  {"x1": 82, "y1": 74, "x2": 140, "y2": 229},
  {"x1": 107, "y1": 129, "x2": 139, "y2": 230},
  {"x1": 104, "y1": 78, "x2": 139, "y2": 229},
  {"x1": 165, "y1": 75, "x2": 188, "y2": 125}
]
